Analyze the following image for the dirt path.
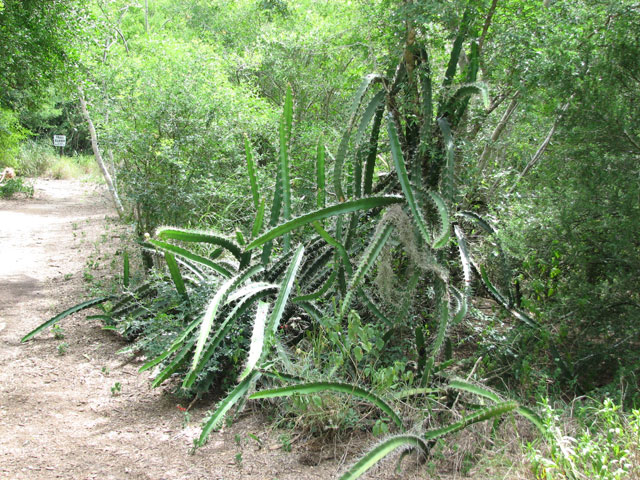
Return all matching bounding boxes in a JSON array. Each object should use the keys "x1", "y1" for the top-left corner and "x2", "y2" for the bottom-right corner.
[{"x1": 1, "y1": 180, "x2": 434, "y2": 480}]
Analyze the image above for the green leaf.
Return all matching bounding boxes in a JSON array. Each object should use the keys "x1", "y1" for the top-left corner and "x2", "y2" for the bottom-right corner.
[
  {"x1": 235, "y1": 230, "x2": 245, "y2": 246},
  {"x1": 419, "y1": 46, "x2": 433, "y2": 137},
  {"x1": 420, "y1": 356, "x2": 434, "y2": 387},
  {"x1": 182, "y1": 285, "x2": 275, "y2": 389},
  {"x1": 298, "y1": 300, "x2": 323, "y2": 322},
  {"x1": 334, "y1": 74, "x2": 384, "y2": 202},
  {"x1": 190, "y1": 284, "x2": 232, "y2": 372},
  {"x1": 516, "y1": 406, "x2": 545, "y2": 434},
  {"x1": 442, "y1": 8, "x2": 471, "y2": 88},
  {"x1": 316, "y1": 138, "x2": 325, "y2": 209},
  {"x1": 259, "y1": 369, "x2": 305, "y2": 384},
  {"x1": 146, "y1": 239, "x2": 233, "y2": 278},
  {"x1": 250, "y1": 381, "x2": 402, "y2": 429},
  {"x1": 428, "y1": 190, "x2": 450, "y2": 249},
  {"x1": 451, "y1": 287, "x2": 468, "y2": 325},
  {"x1": 165, "y1": 252, "x2": 187, "y2": 299},
  {"x1": 341, "y1": 223, "x2": 394, "y2": 316},
  {"x1": 265, "y1": 244, "x2": 305, "y2": 341},
  {"x1": 441, "y1": 85, "x2": 485, "y2": 117},
  {"x1": 21, "y1": 296, "x2": 114, "y2": 342},
  {"x1": 139, "y1": 315, "x2": 203, "y2": 373},
  {"x1": 151, "y1": 337, "x2": 196, "y2": 388},
  {"x1": 392, "y1": 388, "x2": 438, "y2": 400},
  {"x1": 354, "y1": 89, "x2": 386, "y2": 147},
  {"x1": 280, "y1": 87, "x2": 293, "y2": 252},
  {"x1": 388, "y1": 119, "x2": 431, "y2": 246},
  {"x1": 111, "y1": 281, "x2": 153, "y2": 312},
  {"x1": 437, "y1": 117, "x2": 455, "y2": 203},
  {"x1": 430, "y1": 300, "x2": 449, "y2": 358},
  {"x1": 283, "y1": 84, "x2": 293, "y2": 140},
  {"x1": 359, "y1": 289, "x2": 392, "y2": 326},
  {"x1": 479, "y1": 265, "x2": 542, "y2": 329},
  {"x1": 334, "y1": 128, "x2": 350, "y2": 202},
  {"x1": 251, "y1": 198, "x2": 266, "y2": 239},
  {"x1": 424, "y1": 401, "x2": 519, "y2": 440},
  {"x1": 456, "y1": 210, "x2": 495, "y2": 234},
  {"x1": 466, "y1": 41, "x2": 480, "y2": 83},
  {"x1": 448, "y1": 378, "x2": 501, "y2": 403},
  {"x1": 453, "y1": 225, "x2": 472, "y2": 292},
  {"x1": 197, "y1": 370, "x2": 261, "y2": 446},
  {"x1": 312, "y1": 221, "x2": 353, "y2": 275},
  {"x1": 297, "y1": 245, "x2": 332, "y2": 285},
  {"x1": 262, "y1": 164, "x2": 283, "y2": 265},
  {"x1": 416, "y1": 326, "x2": 425, "y2": 375},
  {"x1": 122, "y1": 251, "x2": 129, "y2": 288},
  {"x1": 238, "y1": 301, "x2": 271, "y2": 382},
  {"x1": 349, "y1": 74, "x2": 384, "y2": 124},
  {"x1": 292, "y1": 268, "x2": 337, "y2": 303},
  {"x1": 363, "y1": 106, "x2": 384, "y2": 196},
  {"x1": 226, "y1": 281, "x2": 277, "y2": 305},
  {"x1": 155, "y1": 227, "x2": 243, "y2": 261},
  {"x1": 353, "y1": 150, "x2": 363, "y2": 199},
  {"x1": 245, "y1": 196, "x2": 403, "y2": 251},
  {"x1": 245, "y1": 136, "x2": 260, "y2": 210},
  {"x1": 339, "y1": 435, "x2": 429, "y2": 480}
]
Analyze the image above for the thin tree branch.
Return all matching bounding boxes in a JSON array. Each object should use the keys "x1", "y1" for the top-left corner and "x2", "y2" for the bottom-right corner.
[
  {"x1": 478, "y1": 0, "x2": 499, "y2": 53},
  {"x1": 478, "y1": 0, "x2": 499, "y2": 78},
  {"x1": 508, "y1": 96, "x2": 573, "y2": 194},
  {"x1": 478, "y1": 91, "x2": 520, "y2": 171},
  {"x1": 623, "y1": 129, "x2": 640, "y2": 153}
]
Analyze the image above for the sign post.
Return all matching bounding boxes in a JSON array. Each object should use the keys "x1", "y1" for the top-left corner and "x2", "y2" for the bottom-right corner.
[{"x1": 53, "y1": 135, "x2": 66, "y2": 156}]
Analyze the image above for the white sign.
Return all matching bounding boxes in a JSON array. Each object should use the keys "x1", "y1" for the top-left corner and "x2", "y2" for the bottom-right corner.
[{"x1": 53, "y1": 135, "x2": 66, "y2": 147}]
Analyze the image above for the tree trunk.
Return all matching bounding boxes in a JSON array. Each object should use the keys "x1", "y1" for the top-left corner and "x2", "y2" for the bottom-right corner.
[{"x1": 77, "y1": 85, "x2": 125, "y2": 218}]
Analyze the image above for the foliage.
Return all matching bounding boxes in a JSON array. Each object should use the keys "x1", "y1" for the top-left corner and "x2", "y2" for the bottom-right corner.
[
  {"x1": 15, "y1": 0, "x2": 640, "y2": 476},
  {"x1": 85, "y1": 35, "x2": 278, "y2": 237},
  {"x1": 0, "y1": 0, "x2": 87, "y2": 112},
  {"x1": 468, "y1": 0, "x2": 640, "y2": 400},
  {"x1": 528, "y1": 398, "x2": 639, "y2": 480},
  {"x1": 25, "y1": 8, "x2": 549, "y2": 475},
  {"x1": 0, "y1": 107, "x2": 30, "y2": 167},
  {"x1": 45, "y1": 155, "x2": 102, "y2": 181},
  {"x1": 0, "y1": 177, "x2": 34, "y2": 199},
  {"x1": 11, "y1": 140, "x2": 57, "y2": 177}
]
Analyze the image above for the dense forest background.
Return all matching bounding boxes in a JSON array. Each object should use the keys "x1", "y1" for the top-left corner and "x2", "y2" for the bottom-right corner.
[{"x1": 3, "y1": 0, "x2": 639, "y2": 478}]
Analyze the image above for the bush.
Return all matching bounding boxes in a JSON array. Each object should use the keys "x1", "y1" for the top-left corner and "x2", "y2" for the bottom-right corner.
[
  {"x1": 100, "y1": 36, "x2": 278, "y2": 237},
  {"x1": 0, "y1": 107, "x2": 29, "y2": 167},
  {"x1": 494, "y1": 147, "x2": 640, "y2": 401},
  {"x1": 45, "y1": 155, "x2": 101, "y2": 180},
  {"x1": 0, "y1": 177, "x2": 34, "y2": 198},
  {"x1": 13, "y1": 140, "x2": 58, "y2": 176},
  {"x1": 528, "y1": 398, "x2": 639, "y2": 480}
]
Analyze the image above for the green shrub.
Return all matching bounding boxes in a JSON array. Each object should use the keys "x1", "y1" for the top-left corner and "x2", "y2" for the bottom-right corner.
[
  {"x1": 493, "y1": 147, "x2": 640, "y2": 401},
  {"x1": 528, "y1": 398, "x2": 639, "y2": 480},
  {"x1": 0, "y1": 107, "x2": 29, "y2": 167},
  {"x1": 100, "y1": 36, "x2": 278, "y2": 237},
  {"x1": 13, "y1": 139, "x2": 56, "y2": 176},
  {"x1": 44, "y1": 155, "x2": 101, "y2": 180},
  {"x1": 0, "y1": 177, "x2": 33, "y2": 198}
]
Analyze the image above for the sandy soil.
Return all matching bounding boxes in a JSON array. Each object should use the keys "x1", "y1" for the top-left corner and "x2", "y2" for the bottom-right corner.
[{"x1": 0, "y1": 180, "x2": 440, "y2": 480}]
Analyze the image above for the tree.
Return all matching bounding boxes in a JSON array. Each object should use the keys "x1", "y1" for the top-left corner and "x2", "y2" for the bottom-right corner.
[{"x1": 0, "y1": 0, "x2": 87, "y2": 111}]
